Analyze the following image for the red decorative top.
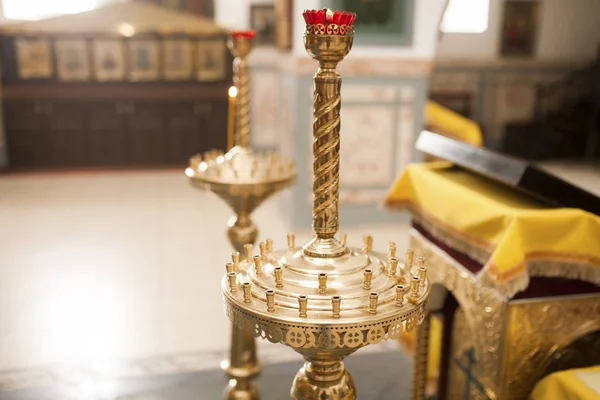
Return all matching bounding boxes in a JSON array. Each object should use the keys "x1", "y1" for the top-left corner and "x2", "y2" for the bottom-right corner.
[
  {"x1": 302, "y1": 9, "x2": 356, "y2": 26},
  {"x1": 231, "y1": 30, "x2": 256, "y2": 39}
]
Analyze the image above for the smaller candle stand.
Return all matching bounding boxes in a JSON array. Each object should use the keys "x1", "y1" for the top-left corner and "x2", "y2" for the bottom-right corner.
[
  {"x1": 186, "y1": 30, "x2": 296, "y2": 400},
  {"x1": 187, "y1": 29, "x2": 296, "y2": 253}
]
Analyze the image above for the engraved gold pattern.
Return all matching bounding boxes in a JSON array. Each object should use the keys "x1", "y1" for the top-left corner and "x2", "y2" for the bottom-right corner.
[
  {"x1": 411, "y1": 228, "x2": 600, "y2": 400},
  {"x1": 225, "y1": 297, "x2": 426, "y2": 349},
  {"x1": 305, "y1": 24, "x2": 355, "y2": 36},
  {"x1": 502, "y1": 296, "x2": 600, "y2": 398}
]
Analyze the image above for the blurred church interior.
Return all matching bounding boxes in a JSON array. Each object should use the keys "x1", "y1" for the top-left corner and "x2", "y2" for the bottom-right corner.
[{"x1": 0, "y1": 0, "x2": 598, "y2": 399}]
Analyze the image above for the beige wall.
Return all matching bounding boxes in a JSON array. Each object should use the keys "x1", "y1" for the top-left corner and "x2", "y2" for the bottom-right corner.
[
  {"x1": 430, "y1": 62, "x2": 578, "y2": 145},
  {"x1": 537, "y1": 0, "x2": 600, "y2": 61},
  {"x1": 437, "y1": 0, "x2": 600, "y2": 62},
  {"x1": 214, "y1": 0, "x2": 448, "y2": 60}
]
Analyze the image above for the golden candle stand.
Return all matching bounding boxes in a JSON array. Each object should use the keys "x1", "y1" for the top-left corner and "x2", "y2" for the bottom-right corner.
[
  {"x1": 186, "y1": 30, "x2": 296, "y2": 399},
  {"x1": 221, "y1": 9, "x2": 430, "y2": 399}
]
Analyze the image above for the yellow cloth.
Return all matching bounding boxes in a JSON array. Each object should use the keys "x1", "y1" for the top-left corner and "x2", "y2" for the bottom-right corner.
[
  {"x1": 531, "y1": 366, "x2": 600, "y2": 400},
  {"x1": 428, "y1": 316, "x2": 442, "y2": 380},
  {"x1": 386, "y1": 162, "x2": 600, "y2": 297},
  {"x1": 425, "y1": 101, "x2": 483, "y2": 147}
]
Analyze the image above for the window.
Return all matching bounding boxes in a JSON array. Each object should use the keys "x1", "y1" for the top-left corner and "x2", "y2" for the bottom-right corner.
[
  {"x1": 440, "y1": 0, "x2": 490, "y2": 33},
  {"x1": 3, "y1": 0, "x2": 98, "y2": 21}
]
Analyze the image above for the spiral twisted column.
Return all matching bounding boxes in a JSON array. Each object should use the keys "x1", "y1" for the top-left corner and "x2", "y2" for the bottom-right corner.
[
  {"x1": 302, "y1": 31, "x2": 353, "y2": 259},
  {"x1": 233, "y1": 56, "x2": 251, "y2": 148},
  {"x1": 228, "y1": 34, "x2": 254, "y2": 149},
  {"x1": 312, "y1": 74, "x2": 341, "y2": 239}
]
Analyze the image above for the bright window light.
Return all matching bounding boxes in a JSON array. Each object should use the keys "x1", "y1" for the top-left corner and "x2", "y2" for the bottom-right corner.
[
  {"x1": 3, "y1": 0, "x2": 98, "y2": 21},
  {"x1": 440, "y1": 0, "x2": 490, "y2": 33}
]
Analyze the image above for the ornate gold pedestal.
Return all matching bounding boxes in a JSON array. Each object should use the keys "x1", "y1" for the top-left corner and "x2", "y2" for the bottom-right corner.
[
  {"x1": 187, "y1": 30, "x2": 296, "y2": 400},
  {"x1": 221, "y1": 10, "x2": 430, "y2": 400},
  {"x1": 410, "y1": 228, "x2": 600, "y2": 400}
]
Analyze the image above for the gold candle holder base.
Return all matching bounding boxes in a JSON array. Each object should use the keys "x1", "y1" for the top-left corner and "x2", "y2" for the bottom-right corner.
[
  {"x1": 221, "y1": 325, "x2": 261, "y2": 400},
  {"x1": 223, "y1": 240, "x2": 429, "y2": 400},
  {"x1": 292, "y1": 355, "x2": 356, "y2": 399}
]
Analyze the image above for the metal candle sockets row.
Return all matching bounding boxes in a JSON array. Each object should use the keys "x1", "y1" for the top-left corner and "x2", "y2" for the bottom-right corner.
[
  {"x1": 189, "y1": 150, "x2": 294, "y2": 181},
  {"x1": 225, "y1": 233, "x2": 428, "y2": 319}
]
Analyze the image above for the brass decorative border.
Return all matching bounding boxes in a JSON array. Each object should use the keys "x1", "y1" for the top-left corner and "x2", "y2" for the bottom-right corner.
[
  {"x1": 412, "y1": 228, "x2": 600, "y2": 399},
  {"x1": 225, "y1": 297, "x2": 428, "y2": 350},
  {"x1": 501, "y1": 295, "x2": 600, "y2": 398}
]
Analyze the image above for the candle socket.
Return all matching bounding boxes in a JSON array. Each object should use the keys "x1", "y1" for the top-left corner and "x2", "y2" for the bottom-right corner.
[
  {"x1": 243, "y1": 282, "x2": 252, "y2": 303},
  {"x1": 318, "y1": 273, "x2": 327, "y2": 294},
  {"x1": 396, "y1": 285, "x2": 405, "y2": 306},
  {"x1": 362, "y1": 235, "x2": 373, "y2": 253},
  {"x1": 388, "y1": 257, "x2": 399, "y2": 277},
  {"x1": 189, "y1": 154, "x2": 202, "y2": 167},
  {"x1": 406, "y1": 249, "x2": 414, "y2": 269},
  {"x1": 244, "y1": 244, "x2": 253, "y2": 262},
  {"x1": 298, "y1": 296, "x2": 308, "y2": 318},
  {"x1": 287, "y1": 233, "x2": 295, "y2": 250},
  {"x1": 259, "y1": 242, "x2": 267, "y2": 259},
  {"x1": 409, "y1": 276, "x2": 420, "y2": 304},
  {"x1": 369, "y1": 293, "x2": 379, "y2": 315},
  {"x1": 416, "y1": 257, "x2": 425, "y2": 268},
  {"x1": 399, "y1": 249, "x2": 414, "y2": 284},
  {"x1": 274, "y1": 267, "x2": 283, "y2": 288},
  {"x1": 388, "y1": 241, "x2": 397, "y2": 259},
  {"x1": 418, "y1": 266, "x2": 427, "y2": 286},
  {"x1": 232, "y1": 252, "x2": 240, "y2": 268},
  {"x1": 266, "y1": 238, "x2": 273, "y2": 253},
  {"x1": 226, "y1": 262, "x2": 235, "y2": 274},
  {"x1": 332, "y1": 296, "x2": 341, "y2": 319},
  {"x1": 228, "y1": 35, "x2": 253, "y2": 148},
  {"x1": 228, "y1": 272, "x2": 238, "y2": 293},
  {"x1": 266, "y1": 290, "x2": 275, "y2": 312},
  {"x1": 253, "y1": 255, "x2": 263, "y2": 275},
  {"x1": 363, "y1": 269, "x2": 373, "y2": 290}
]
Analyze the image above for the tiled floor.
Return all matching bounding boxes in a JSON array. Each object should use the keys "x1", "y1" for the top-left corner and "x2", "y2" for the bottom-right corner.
[
  {"x1": 0, "y1": 168, "x2": 409, "y2": 383},
  {"x1": 0, "y1": 161, "x2": 598, "y2": 395}
]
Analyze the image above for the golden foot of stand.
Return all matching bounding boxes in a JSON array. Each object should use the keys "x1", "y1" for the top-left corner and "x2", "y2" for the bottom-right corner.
[
  {"x1": 222, "y1": 300, "x2": 261, "y2": 400},
  {"x1": 223, "y1": 378, "x2": 260, "y2": 400},
  {"x1": 227, "y1": 214, "x2": 258, "y2": 253},
  {"x1": 291, "y1": 358, "x2": 357, "y2": 400}
]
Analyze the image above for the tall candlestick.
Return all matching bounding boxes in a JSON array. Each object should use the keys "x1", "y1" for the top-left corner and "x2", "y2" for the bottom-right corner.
[
  {"x1": 228, "y1": 31, "x2": 255, "y2": 148},
  {"x1": 227, "y1": 86, "x2": 238, "y2": 150}
]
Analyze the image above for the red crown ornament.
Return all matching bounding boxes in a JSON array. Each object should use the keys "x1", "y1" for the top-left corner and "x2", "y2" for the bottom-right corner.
[
  {"x1": 231, "y1": 30, "x2": 256, "y2": 40},
  {"x1": 302, "y1": 9, "x2": 356, "y2": 35}
]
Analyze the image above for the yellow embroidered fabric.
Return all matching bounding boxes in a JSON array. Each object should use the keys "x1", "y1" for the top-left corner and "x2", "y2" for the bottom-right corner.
[{"x1": 386, "y1": 162, "x2": 600, "y2": 297}]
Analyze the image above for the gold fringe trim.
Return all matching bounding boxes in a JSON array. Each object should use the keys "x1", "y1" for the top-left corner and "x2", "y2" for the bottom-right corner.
[
  {"x1": 480, "y1": 260, "x2": 600, "y2": 298},
  {"x1": 386, "y1": 200, "x2": 493, "y2": 265},
  {"x1": 387, "y1": 200, "x2": 600, "y2": 298}
]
